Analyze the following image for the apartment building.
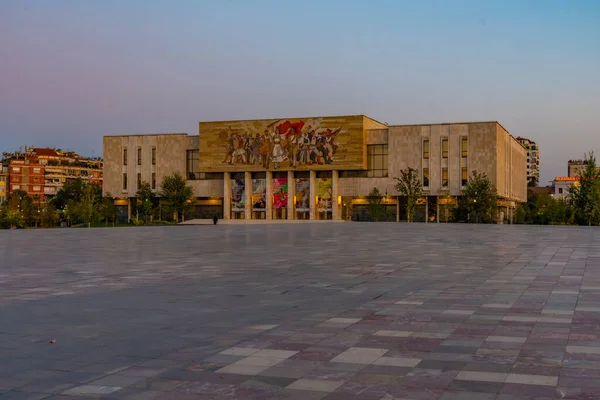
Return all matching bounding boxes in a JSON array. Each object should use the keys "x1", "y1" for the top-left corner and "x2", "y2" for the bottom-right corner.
[
  {"x1": 1, "y1": 147, "x2": 103, "y2": 201},
  {"x1": 516, "y1": 137, "x2": 540, "y2": 184}
]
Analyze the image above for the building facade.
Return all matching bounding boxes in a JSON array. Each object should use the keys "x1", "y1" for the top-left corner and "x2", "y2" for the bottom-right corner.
[
  {"x1": 552, "y1": 176, "x2": 578, "y2": 200},
  {"x1": 8, "y1": 160, "x2": 46, "y2": 203},
  {"x1": 103, "y1": 116, "x2": 527, "y2": 223},
  {"x1": 0, "y1": 163, "x2": 8, "y2": 204},
  {"x1": 1, "y1": 147, "x2": 103, "y2": 202},
  {"x1": 516, "y1": 137, "x2": 539, "y2": 184},
  {"x1": 566, "y1": 159, "x2": 600, "y2": 178}
]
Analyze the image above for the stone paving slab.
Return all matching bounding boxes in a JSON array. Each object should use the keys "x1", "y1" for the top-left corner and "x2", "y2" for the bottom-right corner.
[{"x1": 3, "y1": 223, "x2": 600, "y2": 399}]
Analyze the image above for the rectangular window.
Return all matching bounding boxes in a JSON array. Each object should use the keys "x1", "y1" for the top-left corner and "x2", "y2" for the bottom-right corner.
[
  {"x1": 137, "y1": 147, "x2": 142, "y2": 165},
  {"x1": 442, "y1": 167, "x2": 448, "y2": 187},
  {"x1": 366, "y1": 144, "x2": 388, "y2": 177},
  {"x1": 441, "y1": 138, "x2": 448, "y2": 158},
  {"x1": 12, "y1": 167, "x2": 20, "y2": 173},
  {"x1": 123, "y1": 173, "x2": 127, "y2": 191},
  {"x1": 152, "y1": 147, "x2": 156, "y2": 165},
  {"x1": 137, "y1": 172, "x2": 141, "y2": 189},
  {"x1": 12, "y1": 184, "x2": 20, "y2": 190},
  {"x1": 152, "y1": 172, "x2": 156, "y2": 190},
  {"x1": 186, "y1": 149, "x2": 200, "y2": 180},
  {"x1": 423, "y1": 168, "x2": 429, "y2": 187},
  {"x1": 33, "y1": 167, "x2": 41, "y2": 173},
  {"x1": 33, "y1": 185, "x2": 40, "y2": 191},
  {"x1": 123, "y1": 148, "x2": 128, "y2": 165},
  {"x1": 461, "y1": 167, "x2": 468, "y2": 186},
  {"x1": 423, "y1": 139, "x2": 430, "y2": 159},
  {"x1": 461, "y1": 137, "x2": 468, "y2": 158}
]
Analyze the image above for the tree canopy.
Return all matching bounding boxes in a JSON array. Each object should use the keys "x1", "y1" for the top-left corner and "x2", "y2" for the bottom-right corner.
[
  {"x1": 366, "y1": 187, "x2": 386, "y2": 222},
  {"x1": 394, "y1": 167, "x2": 423, "y2": 222},
  {"x1": 453, "y1": 171, "x2": 498, "y2": 223},
  {"x1": 160, "y1": 173, "x2": 194, "y2": 222},
  {"x1": 569, "y1": 152, "x2": 600, "y2": 225}
]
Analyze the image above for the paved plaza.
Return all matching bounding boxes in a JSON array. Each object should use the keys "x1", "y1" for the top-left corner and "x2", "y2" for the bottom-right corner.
[{"x1": 2, "y1": 224, "x2": 600, "y2": 399}]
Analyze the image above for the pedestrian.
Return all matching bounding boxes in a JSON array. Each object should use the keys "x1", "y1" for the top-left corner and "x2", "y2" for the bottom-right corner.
[{"x1": 213, "y1": 215, "x2": 218, "y2": 225}]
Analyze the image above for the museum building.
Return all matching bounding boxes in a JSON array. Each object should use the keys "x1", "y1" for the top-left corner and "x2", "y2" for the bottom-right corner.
[{"x1": 102, "y1": 115, "x2": 527, "y2": 223}]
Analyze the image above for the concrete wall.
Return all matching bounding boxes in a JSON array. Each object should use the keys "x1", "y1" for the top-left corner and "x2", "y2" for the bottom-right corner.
[{"x1": 103, "y1": 133, "x2": 191, "y2": 197}]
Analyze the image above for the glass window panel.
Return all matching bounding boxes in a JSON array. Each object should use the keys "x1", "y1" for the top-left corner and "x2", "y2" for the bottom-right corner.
[{"x1": 373, "y1": 156, "x2": 383, "y2": 170}]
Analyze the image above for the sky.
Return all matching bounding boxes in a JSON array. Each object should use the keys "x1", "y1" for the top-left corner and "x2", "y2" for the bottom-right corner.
[{"x1": 1, "y1": 0, "x2": 599, "y2": 185}]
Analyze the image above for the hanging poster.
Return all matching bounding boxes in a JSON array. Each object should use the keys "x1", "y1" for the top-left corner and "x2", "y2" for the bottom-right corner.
[
  {"x1": 231, "y1": 179, "x2": 245, "y2": 212},
  {"x1": 295, "y1": 178, "x2": 310, "y2": 212},
  {"x1": 252, "y1": 179, "x2": 266, "y2": 211},
  {"x1": 273, "y1": 178, "x2": 288, "y2": 209},
  {"x1": 317, "y1": 178, "x2": 332, "y2": 212}
]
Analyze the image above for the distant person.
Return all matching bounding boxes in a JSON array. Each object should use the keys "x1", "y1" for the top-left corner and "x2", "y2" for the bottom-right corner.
[{"x1": 213, "y1": 215, "x2": 218, "y2": 225}]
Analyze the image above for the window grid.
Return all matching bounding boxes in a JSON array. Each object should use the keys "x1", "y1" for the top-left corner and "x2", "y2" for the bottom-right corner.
[
  {"x1": 441, "y1": 138, "x2": 448, "y2": 158},
  {"x1": 186, "y1": 150, "x2": 200, "y2": 180},
  {"x1": 461, "y1": 137, "x2": 468, "y2": 158},
  {"x1": 367, "y1": 144, "x2": 388, "y2": 178},
  {"x1": 152, "y1": 147, "x2": 156, "y2": 165},
  {"x1": 461, "y1": 167, "x2": 468, "y2": 186},
  {"x1": 423, "y1": 168, "x2": 429, "y2": 188},
  {"x1": 442, "y1": 167, "x2": 449, "y2": 187},
  {"x1": 137, "y1": 173, "x2": 141, "y2": 190},
  {"x1": 152, "y1": 172, "x2": 156, "y2": 190},
  {"x1": 122, "y1": 173, "x2": 127, "y2": 191},
  {"x1": 123, "y1": 148, "x2": 127, "y2": 166},
  {"x1": 423, "y1": 139, "x2": 430, "y2": 159},
  {"x1": 137, "y1": 148, "x2": 142, "y2": 166}
]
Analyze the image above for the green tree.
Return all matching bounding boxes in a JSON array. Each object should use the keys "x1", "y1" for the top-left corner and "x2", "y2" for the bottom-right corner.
[
  {"x1": 42, "y1": 202, "x2": 59, "y2": 228},
  {"x1": 159, "y1": 173, "x2": 194, "y2": 222},
  {"x1": 366, "y1": 187, "x2": 386, "y2": 222},
  {"x1": 569, "y1": 152, "x2": 600, "y2": 225},
  {"x1": 99, "y1": 193, "x2": 117, "y2": 226},
  {"x1": 454, "y1": 171, "x2": 498, "y2": 223},
  {"x1": 52, "y1": 178, "x2": 85, "y2": 211},
  {"x1": 76, "y1": 182, "x2": 99, "y2": 228},
  {"x1": 136, "y1": 182, "x2": 155, "y2": 224},
  {"x1": 63, "y1": 199, "x2": 77, "y2": 227},
  {"x1": 394, "y1": 167, "x2": 423, "y2": 222}
]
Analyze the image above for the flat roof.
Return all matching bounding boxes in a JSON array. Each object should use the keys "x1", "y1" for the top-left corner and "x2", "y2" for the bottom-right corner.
[
  {"x1": 104, "y1": 133, "x2": 190, "y2": 138},
  {"x1": 197, "y1": 114, "x2": 386, "y2": 125}
]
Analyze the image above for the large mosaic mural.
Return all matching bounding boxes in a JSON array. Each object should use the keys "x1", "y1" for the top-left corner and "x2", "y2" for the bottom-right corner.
[{"x1": 199, "y1": 115, "x2": 369, "y2": 172}]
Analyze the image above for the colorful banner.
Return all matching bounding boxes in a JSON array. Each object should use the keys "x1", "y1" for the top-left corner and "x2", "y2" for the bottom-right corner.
[
  {"x1": 317, "y1": 178, "x2": 332, "y2": 212},
  {"x1": 231, "y1": 179, "x2": 245, "y2": 212},
  {"x1": 273, "y1": 178, "x2": 288, "y2": 209},
  {"x1": 295, "y1": 178, "x2": 310, "y2": 212},
  {"x1": 252, "y1": 179, "x2": 266, "y2": 211}
]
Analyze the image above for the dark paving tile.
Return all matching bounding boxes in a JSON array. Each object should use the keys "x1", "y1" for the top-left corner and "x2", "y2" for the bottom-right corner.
[{"x1": 3, "y1": 225, "x2": 600, "y2": 399}]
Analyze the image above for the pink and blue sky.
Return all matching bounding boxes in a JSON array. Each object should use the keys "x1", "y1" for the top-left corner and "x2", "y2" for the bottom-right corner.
[{"x1": 1, "y1": 0, "x2": 599, "y2": 184}]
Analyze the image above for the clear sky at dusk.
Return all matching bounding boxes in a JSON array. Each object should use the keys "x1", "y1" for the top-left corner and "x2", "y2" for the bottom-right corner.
[{"x1": 1, "y1": 0, "x2": 599, "y2": 184}]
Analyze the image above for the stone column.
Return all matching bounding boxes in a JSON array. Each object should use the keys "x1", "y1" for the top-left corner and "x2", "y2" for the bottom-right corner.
[
  {"x1": 287, "y1": 171, "x2": 295, "y2": 220},
  {"x1": 245, "y1": 171, "x2": 252, "y2": 219},
  {"x1": 127, "y1": 197, "x2": 132, "y2": 223},
  {"x1": 266, "y1": 171, "x2": 273, "y2": 220},
  {"x1": 223, "y1": 172, "x2": 231, "y2": 219},
  {"x1": 332, "y1": 170, "x2": 340, "y2": 220},
  {"x1": 309, "y1": 170, "x2": 317, "y2": 220}
]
